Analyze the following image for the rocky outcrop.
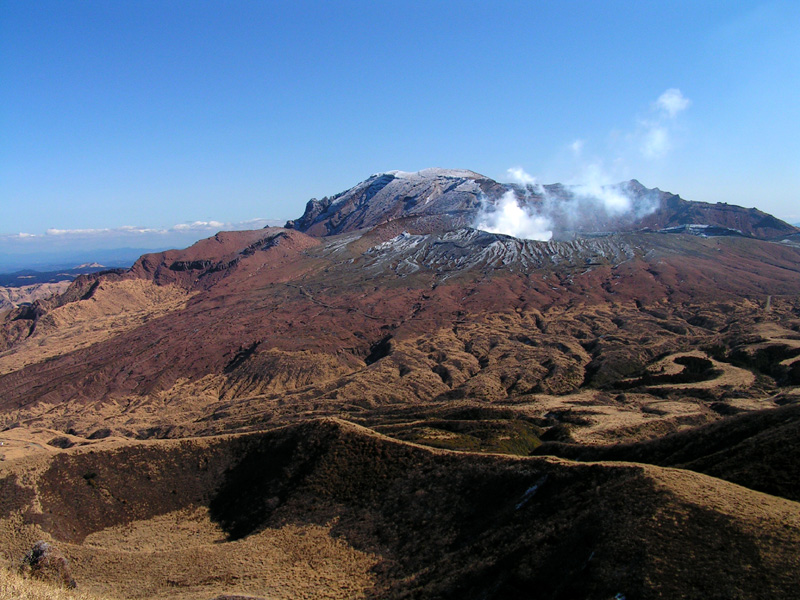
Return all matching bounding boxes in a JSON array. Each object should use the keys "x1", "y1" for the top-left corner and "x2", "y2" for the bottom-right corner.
[
  {"x1": 286, "y1": 168, "x2": 503, "y2": 236},
  {"x1": 19, "y1": 541, "x2": 76, "y2": 588}
]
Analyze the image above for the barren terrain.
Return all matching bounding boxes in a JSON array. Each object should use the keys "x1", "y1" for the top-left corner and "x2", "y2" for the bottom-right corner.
[
  {"x1": 2, "y1": 172, "x2": 800, "y2": 598},
  {"x1": 0, "y1": 283, "x2": 71, "y2": 313}
]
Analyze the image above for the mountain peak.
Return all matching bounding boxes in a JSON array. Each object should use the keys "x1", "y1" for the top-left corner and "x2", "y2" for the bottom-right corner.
[
  {"x1": 285, "y1": 168, "x2": 502, "y2": 236},
  {"x1": 377, "y1": 168, "x2": 487, "y2": 180}
]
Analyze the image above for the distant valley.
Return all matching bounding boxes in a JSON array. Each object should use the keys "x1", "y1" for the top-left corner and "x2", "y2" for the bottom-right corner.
[
  {"x1": 0, "y1": 281, "x2": 72, "y2": 314},
  {"x1": 0, "y1": 264, "x2": 111, "y2": 288},
  {"x1": 0, "y1": 265, "x2": 117, "y2": 312}
]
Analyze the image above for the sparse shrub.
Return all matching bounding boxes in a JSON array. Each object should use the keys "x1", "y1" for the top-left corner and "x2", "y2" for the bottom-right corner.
[
  {"x1": 48, "y1": 437, "x2": 74, "y2": 449},
  {"x1": 18, "y1": 541, "x2": 76, "y2": 589}
]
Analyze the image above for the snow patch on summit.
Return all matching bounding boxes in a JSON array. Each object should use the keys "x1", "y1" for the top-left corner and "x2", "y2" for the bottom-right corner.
[{"x1": 380, "y1": 168, "x2": 484, "y2": 180}]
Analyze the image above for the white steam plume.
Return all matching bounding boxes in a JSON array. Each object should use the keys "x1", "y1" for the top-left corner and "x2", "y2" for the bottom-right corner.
[
  {"x1": 640, "y1": 88, "x2": 691, "y2": 159},
  {"x1": 476, "y1": 190, "x2": 553, "y2": 241},
  {"x1": 570, "y1": 162, "x2": 632, "y2": 215},
  {"x1": 476, "y1": 164, "x2": 659, "y2": 240},
  {"x1": 475, "y1": 88, "x2": 690, "y2": 240},
  {"x1": 507, "y1": 167, "x2": 542, "y2": 192}
]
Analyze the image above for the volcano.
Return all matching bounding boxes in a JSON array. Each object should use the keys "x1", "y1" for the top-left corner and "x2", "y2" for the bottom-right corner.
[
  {"x1": 1, "y1": 169, "x2": 799, "y2": 599},
  {"x1": 287, "y1": 168, "x2": 797, "y2": 240}
]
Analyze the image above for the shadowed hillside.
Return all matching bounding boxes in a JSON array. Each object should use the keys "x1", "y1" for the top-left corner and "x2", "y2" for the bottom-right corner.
[{"x1": 1, "y1": 419, "x2": 799, "y2": 599}]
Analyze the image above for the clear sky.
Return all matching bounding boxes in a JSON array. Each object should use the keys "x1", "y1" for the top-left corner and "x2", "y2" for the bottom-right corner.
[{"x1": 1, "y1": 0, "x2": 798, "y2": 262}]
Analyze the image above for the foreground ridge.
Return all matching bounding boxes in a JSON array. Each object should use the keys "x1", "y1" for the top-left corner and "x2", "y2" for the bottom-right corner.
[{"x1": 1, "y1": 418, "x2": 799, "y2": 599}]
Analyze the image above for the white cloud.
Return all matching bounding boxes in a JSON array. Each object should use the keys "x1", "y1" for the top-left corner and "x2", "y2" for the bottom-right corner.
[
  {"x1": 655, "y1": 88, "x2": 691, "y2": 118},
  {"x1": 172, "y1": 220, "x2": 225, "y2": 231},
  {"x1": 570, "y1": 139, "x2": 585, "y2": 157},
  {"x1": 117, "y1": 225, "x2": 166, "y2": 234},
  {"x1": 0, "y1": 217, "x2": 287, "y2": 271},
  {"x1": 237, "y1": 218, "x2": 278, "y2": 227},
  {"x1": 30, "y1": 218, "x2": 280, "y2": 239},
  {"x1": 46, "y1": 227, "x2": 111, "y2": 236}
]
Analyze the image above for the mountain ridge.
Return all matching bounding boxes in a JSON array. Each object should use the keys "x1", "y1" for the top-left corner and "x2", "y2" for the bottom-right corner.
[{"x1": 286, "y1": 169, "x2": 798, "y2": 241}]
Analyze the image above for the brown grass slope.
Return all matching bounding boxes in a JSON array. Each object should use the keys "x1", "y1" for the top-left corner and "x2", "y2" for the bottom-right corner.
[
  {"x1": 1, "y1": 419, "x2": 799, "y2": 600},
  {"x1": 0, "y1": 566, "x2": 115, "y2": 600},
  {"x1": 535, "y1": 401, "x2": 800, "y2": 502},
  {"x1": 1, "y1": 228, "x2": 800, "y2": 443}
]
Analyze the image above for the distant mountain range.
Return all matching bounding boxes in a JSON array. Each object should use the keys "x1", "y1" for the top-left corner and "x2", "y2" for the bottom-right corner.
[
  {"x1": 0, "y1": 264, "x2": 115, "y2": 287},
  {"x1": 0, "y1": 247, "x2": 165, "y2": 275}
]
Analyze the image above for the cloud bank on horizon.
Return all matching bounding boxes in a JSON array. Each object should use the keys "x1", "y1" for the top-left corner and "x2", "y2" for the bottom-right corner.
[
  {"x1": 4, "y1": 218, "x2": 281, "y2": 242},
  {"x1": 477, "y1": 88, "x2": 689, "y2": 240},
  {"x1": 0, "y1": 218, "x2": 285, "y2": 271}
]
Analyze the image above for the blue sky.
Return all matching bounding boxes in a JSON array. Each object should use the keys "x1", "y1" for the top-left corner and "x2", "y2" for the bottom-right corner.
[{"x1": 1, "y1": 0, "x2": 798, "y2": 265}]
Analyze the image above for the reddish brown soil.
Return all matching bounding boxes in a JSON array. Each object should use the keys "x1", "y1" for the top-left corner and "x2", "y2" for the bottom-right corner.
[
  {"x1": 1, "y1": 221, "x2": 800, "y2": 598},
  {"x1": 1, "y1": 229, "x2": 799, "y2": 440}
]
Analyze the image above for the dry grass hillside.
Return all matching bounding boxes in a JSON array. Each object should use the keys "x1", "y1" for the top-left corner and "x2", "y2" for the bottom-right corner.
[
  {"x1": 1, "y1": 419, "x2": 798, "y2": 600},
  {"x1": 0, "y1": 283, "x2": 72, "y2": 313},
  {"x1": 1, "y1": 566, "x2": 115, "y2": 600},
  {"x1": 0, "y1": 279, "x2": 191, "y2": 376}
]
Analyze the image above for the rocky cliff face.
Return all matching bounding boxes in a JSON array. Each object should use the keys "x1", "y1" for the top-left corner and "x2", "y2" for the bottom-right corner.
[{"x1": 285, "y1": 168, "x2": 504, "y2": 235}]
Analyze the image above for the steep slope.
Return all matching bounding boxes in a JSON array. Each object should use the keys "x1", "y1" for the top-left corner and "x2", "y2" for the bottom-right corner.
[
  {"x1": 285, "y1": 168, "x2": 502, "y2": 236},
  {"x1": 1, "y1": 419, "x2": 798, "y2": 599}
]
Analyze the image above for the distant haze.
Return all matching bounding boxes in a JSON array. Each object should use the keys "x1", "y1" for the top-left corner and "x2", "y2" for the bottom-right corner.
[{"x1": 0, "y1": 218, "x2": 283, "y2": 272}]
